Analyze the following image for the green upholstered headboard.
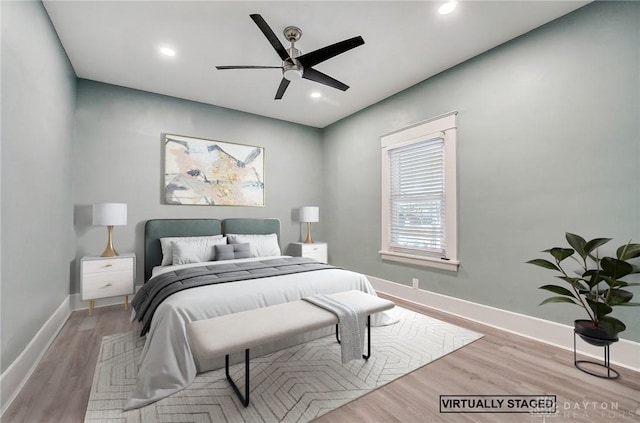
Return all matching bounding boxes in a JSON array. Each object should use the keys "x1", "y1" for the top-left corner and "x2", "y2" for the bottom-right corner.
[
  {"x1": 222, "y1": 218, "x2": 281, "y2": 245},
  {"x1": 144, "y1": 218, "x2": 281, "y2": 281},
  {"x1": 144, "y1": 219, "x2": 222, "y2": 281}
]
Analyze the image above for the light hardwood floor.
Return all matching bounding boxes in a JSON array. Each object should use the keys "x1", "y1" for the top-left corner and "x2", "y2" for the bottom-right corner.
[{"x1": 3, "y1": 296, "x2": 639, "y2": 423}]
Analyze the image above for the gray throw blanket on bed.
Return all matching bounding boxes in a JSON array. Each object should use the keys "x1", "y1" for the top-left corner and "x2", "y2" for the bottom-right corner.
[
  {"x1": 303, "y1": 294, "x2": 366, "y2": 364},
  {"x1": 132, "y1": 257, "x2": 337, "y2": 336}
]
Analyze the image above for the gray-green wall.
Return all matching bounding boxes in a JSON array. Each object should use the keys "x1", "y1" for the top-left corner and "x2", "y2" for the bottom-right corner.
[
  {"x1": 323, "y1": 1, "x2": 640, "y2": 341},
  {"x1": 73, "y1": 80, "x2": 324, "y2": 289},
  {"x1": 1, "y1": 1, "x2": 77, "y2": 372}
]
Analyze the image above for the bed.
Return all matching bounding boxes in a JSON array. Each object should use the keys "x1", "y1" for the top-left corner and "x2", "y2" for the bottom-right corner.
[{"x1": 125, "y1": 218, "x2": 395, "y2": 410}]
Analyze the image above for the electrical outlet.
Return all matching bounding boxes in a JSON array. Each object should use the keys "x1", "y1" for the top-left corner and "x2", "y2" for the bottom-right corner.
[{"x1": 412, "y1": 278, "x2": 419, "y2": 289}]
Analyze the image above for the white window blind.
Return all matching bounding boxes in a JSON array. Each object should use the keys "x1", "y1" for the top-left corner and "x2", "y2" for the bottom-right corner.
[
  {"x1": 380, "y1": 111, "x2": 458, "y2": 271},
  {"x1": 389, "y1": 136, "x2": 446, "y2": 257}
]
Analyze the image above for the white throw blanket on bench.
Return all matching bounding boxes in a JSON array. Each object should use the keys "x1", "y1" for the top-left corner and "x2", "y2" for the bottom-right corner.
[{"x1": 302, "y1": 294, "x2": 366, "y2": 363}]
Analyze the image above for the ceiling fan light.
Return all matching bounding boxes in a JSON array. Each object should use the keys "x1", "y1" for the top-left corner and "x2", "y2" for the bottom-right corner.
[{"x1": 283, "y1": 68, "x2": 303, "y2": 81}]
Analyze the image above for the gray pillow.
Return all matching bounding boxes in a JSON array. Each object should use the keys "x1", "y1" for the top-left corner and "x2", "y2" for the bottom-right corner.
[{"x1": 214, "y1": 243, "x2": 251, "y2": 261}]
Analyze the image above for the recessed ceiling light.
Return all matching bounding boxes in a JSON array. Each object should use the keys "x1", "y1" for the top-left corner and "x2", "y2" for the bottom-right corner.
[
  {"x1": 160, "y1": 47, "x2": 176, "y2": 57},
  {"x1": 438, "y1": 1, "x2": 457, "y2": 15},
  {"x1": 311, "y1": 92, "x2": 321, "y2": 98}
]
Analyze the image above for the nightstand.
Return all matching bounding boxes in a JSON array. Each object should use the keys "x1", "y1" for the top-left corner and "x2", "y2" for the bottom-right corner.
[
  {"x1": 290, "y1": 242, "x2": 328, "y2": 263},
  {"x1": 81, "y1": 253, "x2": 135, "y2": 315}
]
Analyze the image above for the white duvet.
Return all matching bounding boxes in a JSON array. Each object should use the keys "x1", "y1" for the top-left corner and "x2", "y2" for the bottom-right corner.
[{"x1": 125, "y1": 256, "x2": 396, "y2": 410}]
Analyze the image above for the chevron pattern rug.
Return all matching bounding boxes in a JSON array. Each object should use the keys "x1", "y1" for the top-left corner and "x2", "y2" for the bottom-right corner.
[{"x1": 85, "y1": 306, "x2": 482, "y2": 422}]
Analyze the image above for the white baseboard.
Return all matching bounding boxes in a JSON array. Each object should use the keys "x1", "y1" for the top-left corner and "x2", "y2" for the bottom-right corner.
[
  {"x1": 0, "y1": 296, "x2": 71, "y2": 416},
  {"x1": 368, "y1": 275, "x2": 640, "y2": 372}
]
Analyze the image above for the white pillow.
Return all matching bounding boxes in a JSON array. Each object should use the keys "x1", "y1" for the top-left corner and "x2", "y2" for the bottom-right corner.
[
  {"x1": 226, "y1": 233, "x2": 280, "y2": 257},
  {"x1": 160, "y1": 235, "x2": 225, "y2": 266},
  {"x1": 171, "y1": 237, "x2": 228, "y2": 265},
  {"x1": 171, "y1": 241, "x2": 202, "y2": 265}
]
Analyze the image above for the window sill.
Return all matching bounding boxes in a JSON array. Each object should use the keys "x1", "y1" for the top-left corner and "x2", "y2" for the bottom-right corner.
[{"x1": 379, "y1": 251, "x2": 459, "y2": 272}]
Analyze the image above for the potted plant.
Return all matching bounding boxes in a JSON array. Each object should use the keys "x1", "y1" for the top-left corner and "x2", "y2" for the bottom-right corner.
[{"x1": 527, "y1": 233, "x2": 640, "y2": 346}]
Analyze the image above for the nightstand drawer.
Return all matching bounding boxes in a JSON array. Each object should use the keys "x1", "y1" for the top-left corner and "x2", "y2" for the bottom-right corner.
[
  {"x1": 82, "y1": 270, "x2": 133, "y2": 300},
  {"x1": 301, "y1": 244, "x2": 324, "y2": 254},
  {"x1": 83, "y1": 257, "x2": 133, "y2": 274}
]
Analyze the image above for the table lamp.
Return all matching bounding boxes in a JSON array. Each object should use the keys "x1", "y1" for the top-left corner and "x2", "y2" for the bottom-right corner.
[
  {"x1": 92, "y1": 203, "x2": 127, "y2": 257},
  {"x1": 299, "y1": 206, "x2": 319, "y2": 244}
]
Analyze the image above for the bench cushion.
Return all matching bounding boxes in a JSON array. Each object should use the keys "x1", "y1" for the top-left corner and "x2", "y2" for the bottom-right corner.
[{"x1": 187, "y1": 290, "x2": 394, "y2": 365}]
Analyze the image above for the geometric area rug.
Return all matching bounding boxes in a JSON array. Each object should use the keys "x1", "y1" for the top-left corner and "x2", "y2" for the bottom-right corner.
[{"x1": 84, "y1": 306, "x2": 482, "y2": 423}]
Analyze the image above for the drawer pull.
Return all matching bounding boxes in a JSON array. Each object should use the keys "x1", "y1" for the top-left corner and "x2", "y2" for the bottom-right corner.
[
  {"x1": 102, "y1": 283, "x2": 113, "y2": 288},
  {"x1": 103, "y1": 264, "x2": 113, "y2": 268}
]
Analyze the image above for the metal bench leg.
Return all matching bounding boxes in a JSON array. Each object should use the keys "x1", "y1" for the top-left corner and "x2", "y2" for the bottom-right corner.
[
  {"x1": 363, "y1": 315, "x2": 371, "y2": 360},
  {"x1": 225, "y1": 349, "x2": 250, "y2": 407},
  {"x1": 335, "y1": 315, "x2": 372, "y2": 360}
]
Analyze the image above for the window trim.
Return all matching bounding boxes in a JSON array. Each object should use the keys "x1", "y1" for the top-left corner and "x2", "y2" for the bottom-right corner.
[{"x1": 380, "y1": 111, "x2": 459, "y2": 272}]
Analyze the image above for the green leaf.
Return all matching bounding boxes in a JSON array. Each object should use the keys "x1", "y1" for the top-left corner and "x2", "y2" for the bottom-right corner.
[
  {"x1": 617, "y1": 243, "x2": 640, "y2": 260},
  {"x1": 565, "y1": 233, "x2": 587, "y2": 260},
  {"x1": 603, "y1": 277, "x2": 620, "y2": 287},
  {"x1": 539, "y1": 297, "x2": 579, "y2": 306},
  {"x1": 586, "y1": 292, "x2": 606, "y2": 302},
  {"x1": 616, "y1": 301, "x2": 640, "y2": 306},
  {"x1": 546, "y1": 248, "x2": 574, "y2": 262},
  {"x1": 586, "y1": 298, "x2": 613, "y2": 318},
  {"x1": 599, "y1": 316, "x2": 626, "y2": 335},
  {"x1": 581, "y1": 270, "x2": 604, "y2": 289},
  {"x1": 584, "y1": 237, "x2": 612, "y2": 255},
  {"x1": 604, "y1": 279, "x2": 640, "y2": 288},
  {"x1": 555, "y1": 276, "x2": 588, "y2": 292},
  {"x1": 527, "y1": 259, "x2": 560, "y2": 271},
  {"x1": 539, "y1": 284, "x2": 577, "y2": 298},
  {"x1": 600, "y1": 257, "x2": 633, "y2": 279},
  {"x1": 608, "y1": 289, "x2": 634, "y2": 306}
]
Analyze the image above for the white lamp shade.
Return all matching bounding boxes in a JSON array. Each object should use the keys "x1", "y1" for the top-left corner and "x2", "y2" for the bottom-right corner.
[
  {"x1": 299, "y1": 206, "x2": 319, "y2": 223},
  {"x1": 92, "y1": 203, "x2": 127, "y2": 226}
]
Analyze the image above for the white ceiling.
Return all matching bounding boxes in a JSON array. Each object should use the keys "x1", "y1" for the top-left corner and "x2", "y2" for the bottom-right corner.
[{"x1": 43, "y1": 1, "x2": 589, "y2": 128}]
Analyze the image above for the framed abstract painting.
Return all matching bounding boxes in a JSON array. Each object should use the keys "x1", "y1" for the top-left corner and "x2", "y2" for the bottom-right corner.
[{"x1": 163, "y1": 134, "x2": 265, "y2": 206}]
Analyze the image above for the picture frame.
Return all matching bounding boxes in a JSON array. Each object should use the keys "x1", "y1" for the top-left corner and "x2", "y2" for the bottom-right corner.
[{"x1": 163, "y1": 134, "x2": 265, "y2": 206}]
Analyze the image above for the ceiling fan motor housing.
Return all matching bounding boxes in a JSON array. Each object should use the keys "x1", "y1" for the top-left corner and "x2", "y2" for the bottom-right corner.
[{"x1": 283, "y1": 45, "x2": 303, "y2": 81}]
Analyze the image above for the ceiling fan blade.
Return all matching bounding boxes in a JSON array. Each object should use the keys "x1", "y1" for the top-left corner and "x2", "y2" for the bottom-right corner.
[
  {"x1": 250, "y1": 14, "x2": 291, "y2": 62},
  {"x1": 216, "y1": 65, "x2": 283, "y2": 70},
  {"x1": 275, "y1": 78, "x2": 290, "y2": 100},
  {"x1": 297, "y1": 36, "x2": 365, "y2": 68},
  {"x1": 302, "y1": 67, "x2": 349, "y2": 91}
]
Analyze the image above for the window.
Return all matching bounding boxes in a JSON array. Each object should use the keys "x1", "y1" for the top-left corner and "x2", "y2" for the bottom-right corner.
[{"x1": 380, "y1": 112, "x2": 458, "y2": 271}]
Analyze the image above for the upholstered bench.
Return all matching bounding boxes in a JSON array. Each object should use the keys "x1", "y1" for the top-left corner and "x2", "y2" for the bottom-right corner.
[{"x1": 186, "y1": 290, "x2": 394, "y2": 407}]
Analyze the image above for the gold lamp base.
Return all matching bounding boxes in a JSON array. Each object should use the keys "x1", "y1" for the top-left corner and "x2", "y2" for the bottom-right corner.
[
  {"x1": 101, "y1": 225, "x2": 119, "y2": 257},
  {"x1": 304, "y1": 222, "x2": 314, "y2": 244}
]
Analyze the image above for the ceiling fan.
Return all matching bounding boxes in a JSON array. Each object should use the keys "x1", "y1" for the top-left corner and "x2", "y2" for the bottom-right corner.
[{"x1": 216, "y1": 14, "x2": 365, "y2": 100}]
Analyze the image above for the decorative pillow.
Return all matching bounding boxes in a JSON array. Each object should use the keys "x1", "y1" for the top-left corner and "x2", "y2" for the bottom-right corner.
[
  {"x1": 214, "y1": 243, "x2": 252, "y2": 261},
  {"x1": 161, "y1": 235, "x2": 226, "y2": 266},
  {"x1": 226, "y1": 233, "x2": 280, "y2": 257}
]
